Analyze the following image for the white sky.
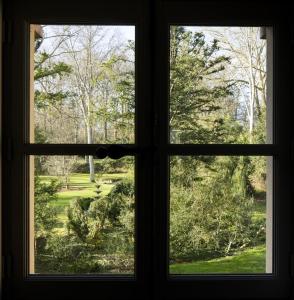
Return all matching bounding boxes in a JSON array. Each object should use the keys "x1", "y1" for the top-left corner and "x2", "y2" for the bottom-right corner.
[{"x1": 39, "y1": 25, "x2": 135, "y2": 52}]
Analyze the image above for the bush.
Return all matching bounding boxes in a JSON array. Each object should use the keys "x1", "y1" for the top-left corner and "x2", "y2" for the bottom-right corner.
[
  {"x1": 106, "y1": 179, "x2": 134, "y2": 225},
  {"x1": 72, "y1": 161, "x2": 104, "y2": 173},
  {"x1": 35, "y1": 178, "x2": 136, "y2": 274},
  {"x1": 170, "y1": 156, "x2": 263, "y2": 262},
  {"x1": 66, "y1": 179, "x2": 135, "y2": 247},
  {"x1": 34, "y1": 176, "x2": 61, "y2": 254},
  {"x1": 77, "y1": 197, "x2": 95, "y2": 211},
  {"x1": 72, "y1": 158, "x2": 128, "y2": 174},
  {"x1": 35, "y1": 233, "x2": 134, "y2": 274},
  {"x1": 36, "y1": 235, "x2": 107, "y2": 273}
]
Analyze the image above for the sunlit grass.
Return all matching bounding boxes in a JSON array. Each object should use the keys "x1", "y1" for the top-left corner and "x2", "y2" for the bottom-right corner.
[
  {"x1": 40, "y1": 172, "x2": 132, "y2": 207},
  {"x1": 169, "y1": 245, "x2": 266, "y2": 274}
]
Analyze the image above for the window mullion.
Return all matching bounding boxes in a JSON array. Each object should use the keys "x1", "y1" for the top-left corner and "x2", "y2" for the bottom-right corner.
[
  {"x1": 153, "y1": 1, "x2": 170, "y2": 296},
  {"x1": 23, "y1": 144, "x2": 140, "y2": 156},
  {"x1": 167, "y1": 144, "x2": 278, "y2": 156}
]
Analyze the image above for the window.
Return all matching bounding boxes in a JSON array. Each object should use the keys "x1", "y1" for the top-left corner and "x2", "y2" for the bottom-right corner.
[
  {"x1": 29, "y1": 25, "x2": 136, "y2": 275},
  {"x1": 168, "y1": 26, "x2": 273, "y2": 275},
  {"x1": 2, "y1": 1, "x2": 293, "y2": 300}
]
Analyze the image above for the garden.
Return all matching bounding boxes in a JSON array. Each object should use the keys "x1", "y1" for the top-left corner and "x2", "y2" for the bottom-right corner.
[{"x1": 33, "y1": 25, "x2": 268, "y2": 274}]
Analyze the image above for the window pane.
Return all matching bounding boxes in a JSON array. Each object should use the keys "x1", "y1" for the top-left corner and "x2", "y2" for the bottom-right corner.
[
  {"x1": 169, "y1": 26, "x2": 272, "y2": 144},
  {"x1": 30, "y1": 25, "x2": 135, "y2": 144},
  {"x1": 29, "y1": 155, "x2": 135, "y2": 274},
  {"x1": 169, "y1": 156, "x2": 272, "y2": 274}
]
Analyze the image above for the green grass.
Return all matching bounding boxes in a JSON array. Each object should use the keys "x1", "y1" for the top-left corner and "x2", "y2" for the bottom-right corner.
[
  {"x1": 169, "y1": 245, "x2": 266, "y2": 274},
  {"x1": 40, "y1": 172, "x2": 132, "y2": 208}
]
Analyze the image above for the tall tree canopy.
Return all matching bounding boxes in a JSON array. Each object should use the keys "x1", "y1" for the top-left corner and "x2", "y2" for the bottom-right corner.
[{"x1": 170, "y1": 26, "x2": 234, "y2": 144}]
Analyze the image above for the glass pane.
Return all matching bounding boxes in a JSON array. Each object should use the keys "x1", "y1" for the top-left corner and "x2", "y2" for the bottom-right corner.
[
  {"x1": 169, "y1": 156, "x2": 272, "y2": 274},
  {"x1": 30, "y1": 155, "x2": 135, "y2": 274},
  {"x1": 30, "y1": 25, "x2": 135, "y2": 144},
  {"x1": 169, "y1": 26, "x2": 272, "y2": 144}
]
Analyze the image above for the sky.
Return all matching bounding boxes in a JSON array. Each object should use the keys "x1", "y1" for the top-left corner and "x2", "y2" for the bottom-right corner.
[{"x1": 38, "y1": 25, "x2": 135, "y2": 53}]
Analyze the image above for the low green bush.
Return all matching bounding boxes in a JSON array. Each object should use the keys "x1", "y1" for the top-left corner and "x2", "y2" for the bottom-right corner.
[{"x1": 36, "y1": 235, "x2": 107, "y2": 273}]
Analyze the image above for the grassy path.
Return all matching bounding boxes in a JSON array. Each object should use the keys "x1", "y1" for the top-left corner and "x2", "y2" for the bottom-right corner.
[{"x1": 170, "y1": 245, "x2": 265, "y2": 274}]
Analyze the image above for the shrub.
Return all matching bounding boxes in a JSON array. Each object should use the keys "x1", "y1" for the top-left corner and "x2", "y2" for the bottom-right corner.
[
  {"x1": 72, "y1": 158, "x2": 128, "y2": 174},
  {"x1": 38, "y1": 235, "x2": 107, "y2": 273},
  {"x1": 34, "y1": 176, "x2": 61, "y2": 254},
  {"x1": 170, "y1": 156, "x2": 263, "y2": 262}
]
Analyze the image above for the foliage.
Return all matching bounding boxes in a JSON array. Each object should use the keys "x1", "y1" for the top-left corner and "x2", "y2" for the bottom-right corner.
[
  {"x1": 72, "y1": 158, "x2": 127, "y2": 174},
  {"x1": 66, "y1": 179, "x2": 134, "y2": 251},
  {"x1": 35, "y1": 178, "x2": 135, "y2": 273},
  {"x1": 107, "y1": 179, "x2": 135, "y2": 226},
  {"x1": 110, "y1": 41, "x2": 135, "y2": 143},
  {"x1": 170, "y1": 26, "x2": 234, "y2": 144},
  {"x1": 33, "y1": 26, "x2": 268, "y2": 273},
  {"x1": 170, "y1": 156, "x2": 263, "y2": 262},
  {"x1": 39, "y1": 235, "x2": 106, "y2": 273},
  {"x1": 34, "y1": 49, "x2": 72, "y2": 109},
  {"x1": 44, "y1": 156, "x2": 78, "y2": 189},
  {"x1": 34, "y1": 176, "x2": 61, "y2": 253}
]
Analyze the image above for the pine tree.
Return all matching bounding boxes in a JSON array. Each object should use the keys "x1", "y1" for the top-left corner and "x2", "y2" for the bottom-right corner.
[{"x1": 170, "y1": 26, "x2": 233, "y2": 144}]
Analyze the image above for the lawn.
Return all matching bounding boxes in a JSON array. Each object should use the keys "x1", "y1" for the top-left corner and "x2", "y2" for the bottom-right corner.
[
  {"x1": 170, "y1": 245, "x2": 266, "y2": 274},
  {"x1": 40, "y1": 172, "x2": 132, "y2": 208}
]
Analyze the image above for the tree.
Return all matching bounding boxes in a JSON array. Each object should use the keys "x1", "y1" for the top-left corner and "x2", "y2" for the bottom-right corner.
[
  {"x1": 67, "y1": 179, "x2": 109, "y2": 245},
  {"x1": 66, "y1": 178, "x2": 134, "y2": 250},
  {"x1": 207, "y1": 27, "x2": 267, "y2": 143},
  {"x1": 168, "y1": 27, "x2": 266, "y2": 263},
  {"x1": 44, "y1": 155, "x2": 78, "y2": 190},
  {"x1": 170, "y1": 26, "x2": 233, "y2": 144},
  {"x1": 34, "y1": 176, "x2": 61, "y2": 254},
  {"x1": 34, "y1": 26, "x2": 135, "y2": 181},
  {"x1": 60, "y1": 26, "x2": 135, "y2": 181},
  {"x1": 34, "y1": 27, "x2": 74, "y2": 143},
  {"x1": 109, "y1": 40, "x2": 135, "y2": 142}
]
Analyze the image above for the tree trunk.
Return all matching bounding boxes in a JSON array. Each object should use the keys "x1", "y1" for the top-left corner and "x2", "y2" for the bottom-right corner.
[
  {"x1": 104, "y1": 121, "x2": 108, "y2": 141},
  {"x1": 62, "y1": 156, "x2": 69, "y2": 190},
  {"x1": 88, "y1": 155, "x2": 95, "y2": 182},
  {"x1": 65, "y1": 175, "x2": 69, "y2": 190},
  {"x1": 86, "y1": 124, "x2": 95, "y2": 182}
]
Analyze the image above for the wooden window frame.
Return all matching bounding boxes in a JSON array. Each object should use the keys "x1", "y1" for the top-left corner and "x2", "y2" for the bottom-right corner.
[{"x1": 2, "y1": 1, "x2": 293, "y2": 300}]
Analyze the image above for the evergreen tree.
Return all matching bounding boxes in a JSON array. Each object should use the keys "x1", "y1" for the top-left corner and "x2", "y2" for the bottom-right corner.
[
  {"x1": 170, "y1": 26, "x2": 233, "y2": 144},
  {"x1": 34, "y1": 34, "x2": 72, "y2": 143},
  {"x1": 34, "y1": 176, "x2": 61, "y2": 254}
]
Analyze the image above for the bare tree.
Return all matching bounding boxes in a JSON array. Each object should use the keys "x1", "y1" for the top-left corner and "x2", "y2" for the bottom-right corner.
[
  {"x1": 207, "y1": 27, "x2": 266, "y2": 142},
  {"x1": 61, "y1": 26, "x2": 118, "y2": 182},
  {"x1": 35, "y1": 25, "x2": 135, "y2": 181},
  {"x1": 45, "y1": 156, "x2": 78, "y2": 190}
]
